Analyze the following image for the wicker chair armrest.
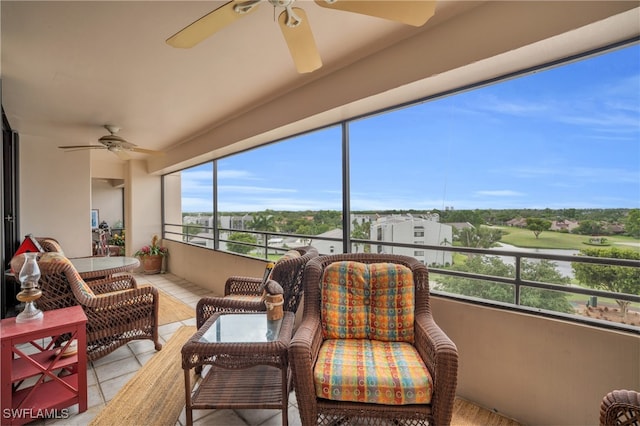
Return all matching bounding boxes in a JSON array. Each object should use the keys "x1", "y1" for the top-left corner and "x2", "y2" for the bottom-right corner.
[
  {"x1": 82, "y1": 284, "x2": 157, "y2": 309},
  {"x1": 414, "y1": 313, "x2": 458, "y2": 425},
  {"x1": 86, "y1": 274, "x2": 137, "y2": 294},
  {"x1": 600, "y1": 389, "x2": 640, "y2": 426},
  {"x1": 225, "y1": 276, "x2": 263, "y2": 296},
  {"x1": 79, "y1": 286, "x2": 158, "y2": 336},
  {"x1": 290, "y1": 316, "x2": 323, "y2": 402},
  {"x1": 196, "y1": 296, "x2": 266, "y2": 329}
]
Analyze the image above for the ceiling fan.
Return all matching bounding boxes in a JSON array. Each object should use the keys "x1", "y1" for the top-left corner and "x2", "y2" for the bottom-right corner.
[
  {"x1": 166, "y1": 0, "x2": 436, "y2": 74},
  {"x1": 58, "y1": 125, "x2": 163, "y2": 160}
]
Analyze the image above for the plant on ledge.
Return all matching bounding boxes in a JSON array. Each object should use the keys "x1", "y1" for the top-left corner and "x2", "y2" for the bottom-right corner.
[
  {"x1": 134, "y1": 235, "x2": 168, "y2": 258},
  {"x1": 135, "y1": 235, "x2": 168, "y2": 274},
  {"x1": 109, "y1": 231, "x2": 126, "y2": 256}
]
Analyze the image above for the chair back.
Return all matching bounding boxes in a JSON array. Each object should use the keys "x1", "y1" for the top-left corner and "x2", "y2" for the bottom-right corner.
[
  {"x1": 302, "y1": 253, "x2": 430, "y2": 332},
  {"x1": 270, "y1": 246, "x2": 318, "y2": 313},
  {"x1": 35, "y1": 237, "x2": 65, "y2": 255},
  {"x1": 600, "y1": 390, "x2": 640, "y2": 426},
  {"x1": 10, "y1": 252, "x2": 82, "y2": 312},
  {"x1": 320, "y1": 260, "x2": 417, "y2": 343}
]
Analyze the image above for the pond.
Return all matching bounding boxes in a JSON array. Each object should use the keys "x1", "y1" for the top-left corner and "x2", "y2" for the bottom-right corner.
[{"x1": 491, "y1": 243, "x2": 579, "y2": 279}]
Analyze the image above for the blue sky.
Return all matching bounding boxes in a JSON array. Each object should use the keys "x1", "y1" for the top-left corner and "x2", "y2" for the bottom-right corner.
[{"x1": 181, "y1": 43, "x2": 640, "y2": 213}]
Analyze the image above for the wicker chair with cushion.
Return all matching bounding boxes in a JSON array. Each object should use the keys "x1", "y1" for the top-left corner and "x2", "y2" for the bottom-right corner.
[
  {"x1": 196, "y1": 246, "x2": 318, "y2": 329},
  {"x1": 11, "y1": 252, "x2": 162, "y2": 361},
  {"x1": 600, "y1": 389, "x2": 640, "y2": 426},
  {"x1": 35, "y1": 237, "x2": 65, "y2": 254},
  {"x1": 289, "y1": 253, "x2": 458, "y2": 426}
]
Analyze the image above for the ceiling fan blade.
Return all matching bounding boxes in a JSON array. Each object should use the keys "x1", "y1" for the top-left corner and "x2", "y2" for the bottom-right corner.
[
  {"x1": 278, "y1": 7, "x2": 322, "y2": 74},
  {"x1": 166, "y1": 1, "x2": 259, "y2": 48},
  {"x1": 59, "y1": 145, "x2": 106, "y2": 150},
  {"x1": 130, "y1": 147, "x2": 164, "y2": 155},
  {"x1": 114, "y1": 150, "x2": 131, "y2": 160},
  {"x1": 314, "y1": 0, "x2": 436, "y2": 27}
]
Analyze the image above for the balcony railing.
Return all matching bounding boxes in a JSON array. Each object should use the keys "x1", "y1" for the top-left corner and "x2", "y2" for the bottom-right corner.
[{"x1": 164, "y1": 223, "x2": 640, "y2": 334}]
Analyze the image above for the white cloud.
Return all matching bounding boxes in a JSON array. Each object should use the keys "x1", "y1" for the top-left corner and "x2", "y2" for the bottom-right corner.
[
  {"x1": 217, "y1": 169, "x2": 258, "y2": 180},
  {"x1": 218, "y1": 185, "x2": 297, "y2": 194}
]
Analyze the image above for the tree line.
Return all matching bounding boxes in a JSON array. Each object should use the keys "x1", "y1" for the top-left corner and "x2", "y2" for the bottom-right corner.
[{"x1": 186, "y1": 208, "x2": 639, "y2": 238}]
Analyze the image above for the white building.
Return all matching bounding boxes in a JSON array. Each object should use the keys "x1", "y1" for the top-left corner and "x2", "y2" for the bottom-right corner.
[
  {"x1": 309, "y1": 229, "x2": 343, "y2": 256},
  {"x1": 371, "y1": 214, "x2": 453, "y2": 266}
]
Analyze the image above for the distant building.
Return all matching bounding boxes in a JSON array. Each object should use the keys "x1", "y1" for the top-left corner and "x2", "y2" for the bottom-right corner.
[
  {"x1": 309, "y1": 229, "x2": 344, "y2": 255},
  {"x1": 370, "y1": 214, "x2": 453, "y2": 266},
  {"x1": 550, "y1": 219, "x2": 579, "y2": 232},
  {"x1": 507, "y1": 218, "x2": 527, "y2": 228},
  {"x1": 189, "y1": 232, "x2": 215, "y2": 249},
  {"x1": 219, "y1": 214, "x2": 253, "y2": 230},
  {"x1": 444, "y1": 222, "x2": 475, "y2": 231}
]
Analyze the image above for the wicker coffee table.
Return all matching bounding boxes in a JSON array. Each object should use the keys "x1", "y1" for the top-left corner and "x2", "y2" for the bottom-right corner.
[{"x1": 181, "y1": 311, "x2": 294, "y2": 426}]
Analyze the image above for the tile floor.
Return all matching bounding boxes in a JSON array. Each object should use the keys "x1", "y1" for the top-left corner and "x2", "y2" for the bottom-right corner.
[{"x1": 18, "y1": 272, "x2": 302, "y2": 426}]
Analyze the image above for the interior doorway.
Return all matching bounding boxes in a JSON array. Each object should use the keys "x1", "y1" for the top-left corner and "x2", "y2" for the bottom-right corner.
[{"x1": 91, "y1": 178, "x2": 125, "y2": 255}]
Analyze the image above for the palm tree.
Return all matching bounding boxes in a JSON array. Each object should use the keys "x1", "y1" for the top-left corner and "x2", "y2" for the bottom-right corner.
[{"x1": 248, "y1": 213, "x2": 277, "y2": 248}]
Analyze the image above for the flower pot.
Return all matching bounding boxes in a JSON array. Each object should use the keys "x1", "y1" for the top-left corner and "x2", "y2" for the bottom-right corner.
[{"x1": 141, "y1": 254, "x2": 163, "y2": 274}]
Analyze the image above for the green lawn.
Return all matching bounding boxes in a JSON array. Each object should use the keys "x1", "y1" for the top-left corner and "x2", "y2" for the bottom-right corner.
[{"x1": 492, "y1": 226, "x2": 640, "y2": 252}]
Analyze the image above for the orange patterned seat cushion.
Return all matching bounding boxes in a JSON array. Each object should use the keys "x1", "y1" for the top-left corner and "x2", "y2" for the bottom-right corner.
[
  {"x1": 314, "y1": 339, "x2": 432, "y2": 405},
  {"x1": 320, "y1": 261, "x2": 415, "y2": 342}
]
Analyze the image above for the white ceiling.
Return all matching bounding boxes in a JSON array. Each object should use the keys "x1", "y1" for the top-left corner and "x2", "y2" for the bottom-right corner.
[{"x1": 2, "y1": 1, "x2": 639, "y2": 172}]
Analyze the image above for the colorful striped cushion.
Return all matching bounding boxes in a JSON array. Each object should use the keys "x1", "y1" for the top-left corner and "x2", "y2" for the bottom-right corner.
[
  {"x1": 314, "y1": 339, "x2": 432, "y2": 405},
  {"x1": 321, "y1": 261, "x2": 415, "y2": 342}
]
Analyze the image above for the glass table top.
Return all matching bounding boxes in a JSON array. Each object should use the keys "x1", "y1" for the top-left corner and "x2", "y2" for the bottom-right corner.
[
  {"x1": 200, "y1": 313, "x2": 283, "y2": 344},
  {"x1": 70, "y1": 256, "x2": 139, "y2": 274}
]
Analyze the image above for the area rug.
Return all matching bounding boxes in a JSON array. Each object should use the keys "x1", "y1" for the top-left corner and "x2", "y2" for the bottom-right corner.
[
  {"x1": 89, "y1": 325, "x2": 197, "y2": 426},
  {"x1": 158, "y1": 290, "x2": 195, "y2": 325}
]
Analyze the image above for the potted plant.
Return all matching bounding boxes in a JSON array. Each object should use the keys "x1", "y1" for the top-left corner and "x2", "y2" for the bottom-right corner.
[
  {"x1": 134, "y1": 235, "x2": 168, "y2": 274},
  {"x1": 109, "y1": 231, "x2": 126, "y2": 256}
]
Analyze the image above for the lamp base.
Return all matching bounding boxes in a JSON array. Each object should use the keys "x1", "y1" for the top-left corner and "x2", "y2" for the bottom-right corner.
[
  {"x1": 16, "y1": 288, "x2": 43, "y2": 323},
  {"x1": 16, "y1": 301, "x2": 44, "y2": 323}
]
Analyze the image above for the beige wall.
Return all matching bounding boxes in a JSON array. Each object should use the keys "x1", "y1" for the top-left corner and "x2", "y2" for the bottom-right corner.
[
  {"x1": 163, "y1": 173, "x2": 182, "y2": 230},
  {"x1": 163, "y1": 240, "x2": 266, "y2": 296},
  {"x1": 126, "y1": 160, "x2": 163, "y2": 260},
  {"x1": 91, "y1": 179, "x2": 123, "y2": 229},
  {"x1": 431, "y1": 298, "x2": 640, "y2": 426},
  {"x1": 19, "y1": 137, "x2": 92, "y2": 258}
]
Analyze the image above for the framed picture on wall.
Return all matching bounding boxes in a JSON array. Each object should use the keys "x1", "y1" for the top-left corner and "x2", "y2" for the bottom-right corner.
[{"x1": 91, "y1": 209, "x2": 99, "y2": 229}]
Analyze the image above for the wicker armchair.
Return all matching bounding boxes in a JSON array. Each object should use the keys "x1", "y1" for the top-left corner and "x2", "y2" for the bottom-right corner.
[
  {"x1": 600, "y1": 390, "x2": 640, "y2": 426},
  {"x1": 196, "y1": 246, "x2": 318, "y2": 329},
  {"x1": 11, "y1": 252, "x2": 162, "y2": 361},
  {"x1": 35, "y1": 237, "x2": 65, "y2": 254},
  {"x1": 289, "y1": 253, "x2": 458, "y2": 426}
]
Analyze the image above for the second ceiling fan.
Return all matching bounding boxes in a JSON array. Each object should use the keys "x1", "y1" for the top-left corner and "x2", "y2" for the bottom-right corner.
[
  {"x1": 58, "y1": 125, "x2": 163, "y2": 160},
  {"x1": 166, "y1": 0, "x2": 436, "y2": 74}
]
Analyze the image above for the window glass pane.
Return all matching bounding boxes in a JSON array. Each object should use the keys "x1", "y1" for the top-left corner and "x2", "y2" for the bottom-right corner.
[
  {"x1": 349, "y1": 43, "x2": 639, "y2": 328},
  {"x1": 162, "y1": 43, "x2": 639, "y2": 331},
  {"x1": 217, "y1": 126, "x2": 342, "y2": 258},
  {"x1": 431, "y1": 272, "x2": 515, "y2": 304},
  {"x1": 164, "y1": 163, "x2": 214, "y2": 247}
]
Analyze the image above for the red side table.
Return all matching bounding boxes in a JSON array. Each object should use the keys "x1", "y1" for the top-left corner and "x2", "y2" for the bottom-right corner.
[{"x1": 1, "y1": 306, "x2": 87, "y2": 425}]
